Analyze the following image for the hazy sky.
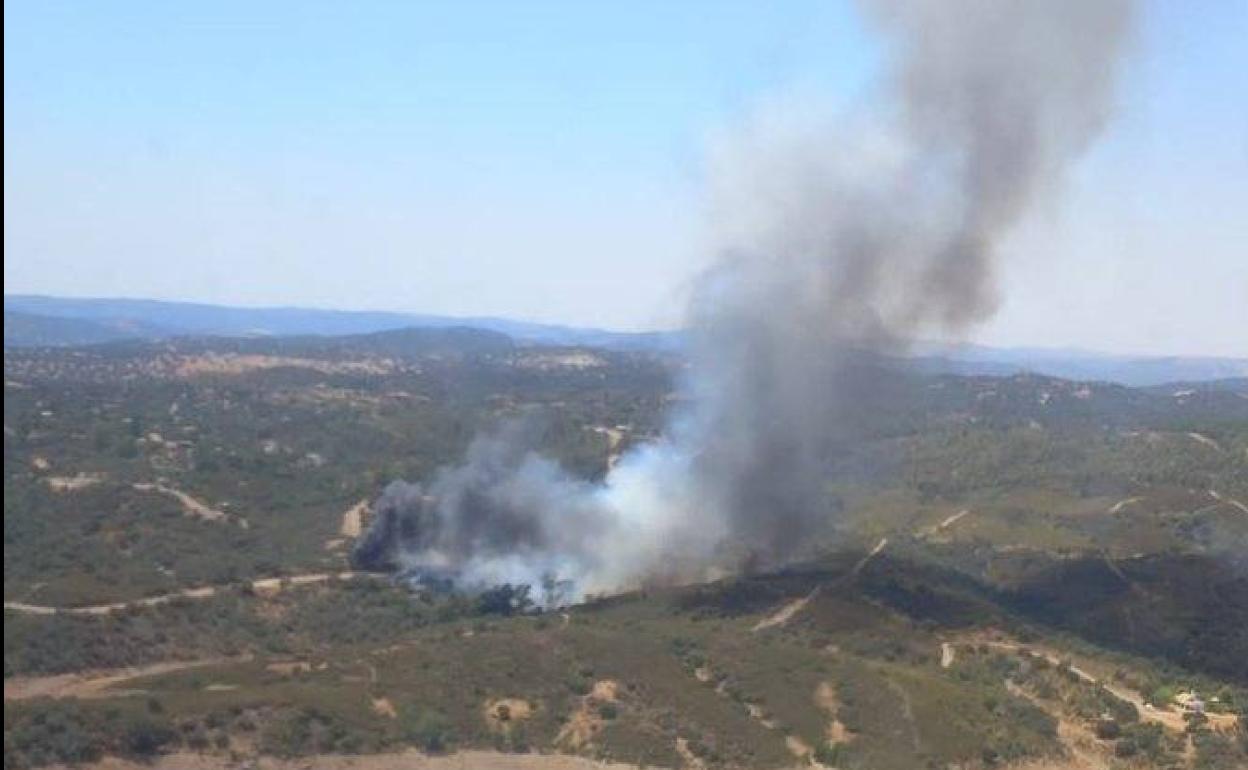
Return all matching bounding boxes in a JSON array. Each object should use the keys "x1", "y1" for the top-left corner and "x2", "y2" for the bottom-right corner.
[{"x1": 5, "y1": 1, "x2": 1246, "y2": 356}]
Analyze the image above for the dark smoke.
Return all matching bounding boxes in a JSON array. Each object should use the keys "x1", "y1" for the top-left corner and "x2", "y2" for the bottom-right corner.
[
  {"x1": 357, "y1": 0, "x2": 1136, "y2": 600},
  {"x1": 354, "y1": 419, "x2": 614, "y2": 586}
]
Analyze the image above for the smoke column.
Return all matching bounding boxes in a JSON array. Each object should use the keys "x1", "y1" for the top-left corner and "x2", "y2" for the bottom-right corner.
[{"x1": 355, "y1": 0, "x2": 1135, "y2": 599}]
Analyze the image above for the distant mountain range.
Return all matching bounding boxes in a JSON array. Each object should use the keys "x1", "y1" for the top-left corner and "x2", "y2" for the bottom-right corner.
[
  {"x1": 5, "y1": 294, "x2": 1245, "y2": 386},
  {"x1": 905, "y1": 342, "x2": 1248, "y2": 388},
  {"x1": 3, "y1": 294, "x2": 677, "y2": 352}
]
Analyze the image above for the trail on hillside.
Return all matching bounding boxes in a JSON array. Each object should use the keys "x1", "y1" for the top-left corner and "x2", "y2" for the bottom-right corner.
[
  {"x1": 1209, "y1": 489, "x2": 1248, "y2": 515},
  {"x1": 1003, "y1": 679, "x2": 1111, "y2": 770},
  {"x1": 1108, "y1": 497, "x2": 1143, "y2": 514},
  {"x1": 917, "y1": 509, "x2": 973, "y2": 541},
  {"x1": 752, "y1": 586, "x2": 821, "y2": 632},
  {"x1": 3, "y1": 572, "x2": 378, "y2": 616},
  {"x1": 883, "y1": 678, "x2": 923, "y2": 754},
  {"x1": 1185, "y1": 432, "x2": 1222, "y2": 452},
  {"x1": 133, "y1": 482, "x2": 249, "y2": 528},
  {"x1": 4, "y1": 657, "x2": 249, "y2": 701},
  {"x1": 967, "y1": 637, "x2": 1238, "y2": 733},
  {"x1": 852, "y1": 538, "x2": 889, "y2": 575}
]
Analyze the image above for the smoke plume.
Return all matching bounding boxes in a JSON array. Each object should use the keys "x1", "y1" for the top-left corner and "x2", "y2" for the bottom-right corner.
[{"x1": 356, "y1": 0, "x2": 1135, "y2": 599}]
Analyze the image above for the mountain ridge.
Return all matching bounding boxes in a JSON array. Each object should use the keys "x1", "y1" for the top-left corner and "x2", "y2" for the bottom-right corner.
[{"x1": 6, "y1": 294, "x2": 1244, "y2": 386}]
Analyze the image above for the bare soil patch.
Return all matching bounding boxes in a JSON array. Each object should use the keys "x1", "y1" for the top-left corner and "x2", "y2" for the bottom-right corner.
[
  {"x1": 484, "y1": 698, "x2": 535, "y2": 732},
  {"x1": 814, "y1": 681, "x2": 854, "y2": 744},
  {"x1": 265, "y1": 660, "x2": 314, "y2": 676},
  {"x1": 1108, "y1": 496, "x2": 1143, "y2": 514},
  {"x1": 752, "y1": 586, "x2": 820, "y2": 632},
  {"x1": 341, "y1": 498, "x2": 370, "y2": 537},
  {"x1": 45, "y1": 472, "x2": 107, "y2": 492},
  {"x1": 1186, "y1": 432, "x2": 1222, "y2": 451},
  {"x1": 173, "y1": 353, "x2": 392, "y2": 378},
  {"x1": 940, "y1": 642, "x2": 956, "y2": 668},
  {"x1": 370, "y1": 697, "x2": 398, "y2": 719}
]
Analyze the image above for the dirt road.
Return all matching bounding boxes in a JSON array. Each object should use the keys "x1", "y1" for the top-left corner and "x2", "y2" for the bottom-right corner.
[
  {"x1": 4, "y1": 657, "x2": 248, "y2": 701},
  {"x1": 1210, "y1": 489, "x2": 1248, "y2": 515},
  {"x1": 1186, "y1": 432, "x2": 1222, "y2": 451},
  {"x1": 852, "y1": 538, "x2": 888, "y2": 574},
  {"x1": 3, "y1": 572, "x2": 379, "y2": 616},
  {"x1": 133, "y1": 482, "x2": 247, "y2": 527},
  {"x1": 975, "y1": 639, "x2": 1238, "y2": 733},
  {"x1": 1108, "y1": 496, "x2": 1143, "y2": 514},
  {"x1": 752, "y1": 586, "x2": 820, "y2": 632}
]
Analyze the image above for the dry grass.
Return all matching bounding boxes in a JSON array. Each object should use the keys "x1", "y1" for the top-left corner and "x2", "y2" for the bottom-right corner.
[{"x1": 173, "y1": 353, "x2": 393, "y2": 378}]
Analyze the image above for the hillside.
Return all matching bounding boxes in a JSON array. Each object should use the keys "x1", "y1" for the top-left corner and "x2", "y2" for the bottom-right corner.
[
  {"x1": 3, "y1": 311, "x2": 164, "y2": 348},
  {"x1": 2, "y1": 295, "x2": 681, "y2": 353},
  {"x1": 4, "y1": 334, "x2": 1246, "y2": 769}
]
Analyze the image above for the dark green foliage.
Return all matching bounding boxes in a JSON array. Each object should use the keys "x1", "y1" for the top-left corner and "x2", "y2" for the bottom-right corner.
[
  {"x1": 1095, "y1": 718, "x2": 1122, "y2": 739},
  {"x1": 1115, "y1": 722, "x2": 1166, "y2": 759},
  {"x1": 400, "y1": 707, "x2": 454, "y2": 752},
  {"x1": 4, "y1": 700, "x2": 175, "y2": 770},
  {"x1": 259, "y1": 707, "x2": 346, "y2": 757},
  {"x1": 1193, "y1": 729, "x2": 1248, "y2": 770},
  {"x1": 117, "y1": 715, "x2": 176, "y2": 758},
  {"x1": 475, "y1": 584, "x2": 534, "y2": 616},
  {"x1": 814, "y1": 741, "x2": 847, "y2": 766}
]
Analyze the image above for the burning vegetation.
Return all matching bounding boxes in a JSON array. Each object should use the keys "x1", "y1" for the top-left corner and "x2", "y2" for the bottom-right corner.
[{"x1": 355, "y1": 0, "x2": 1137, "y2": 603}]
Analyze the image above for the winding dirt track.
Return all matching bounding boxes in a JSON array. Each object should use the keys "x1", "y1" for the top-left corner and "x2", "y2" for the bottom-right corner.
[
  {"x1": 4, "y1": 657, "x2": 249, "y2": 701},
  {"x1": 3, "y1": 572, "x2": 381, "y2": 616},
  {"x1": 972, "y1": 639, "x2": 1238, "y2": 733},
  {"x1": 752, "y1": 586, "x2": 820, "y2": 632}
]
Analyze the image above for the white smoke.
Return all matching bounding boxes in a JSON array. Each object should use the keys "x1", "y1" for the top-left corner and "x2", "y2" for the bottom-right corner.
[{"x1": 356, "y1": 0, "x2": 1136, "y2": 602}]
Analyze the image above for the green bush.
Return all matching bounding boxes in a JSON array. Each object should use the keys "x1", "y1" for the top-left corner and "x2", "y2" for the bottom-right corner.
[
  {"x1": 401, "y1": 707, "x2": 454, "y2": 753},
  {"x1": 1115, "y1": 722, "x2": 1165, "y2": 760},
  {"x1": 814, "y1": 741, "x2": 847, "y2": 766},
  {"x1": 1094, "y1": 719, "x2": 1121, "y2": 740}
]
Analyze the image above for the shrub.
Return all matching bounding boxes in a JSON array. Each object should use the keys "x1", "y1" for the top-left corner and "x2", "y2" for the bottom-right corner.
[
  {"x1": 118, "y1": 716, "x2": 176, "y2": 758},
  {"x1": 1115, "y1": 722, "x2": 1165, "y2": 760},
  {"x1": 401, "y1": 707, "x2": 454, "y2": 753},
  {"x1": 814, "y1": 742, "x2": 847, "y2": 766},
  {"x1": 1095, "y1": 719, "x2": 1121, "y2": 740}
]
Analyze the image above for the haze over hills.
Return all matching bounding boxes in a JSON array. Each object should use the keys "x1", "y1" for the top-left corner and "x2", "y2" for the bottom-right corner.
[
  {"x1": 6, "y1": 294, "x2": 1244, "y2": 386},
  {"x1": 3, "y1": 295, "x2": 680, "y2": 353}
]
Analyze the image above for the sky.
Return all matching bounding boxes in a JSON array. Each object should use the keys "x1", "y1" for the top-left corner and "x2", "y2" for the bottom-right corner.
[{"x1": 5, "y1": 1, "x2": 1246, "y2": 357}]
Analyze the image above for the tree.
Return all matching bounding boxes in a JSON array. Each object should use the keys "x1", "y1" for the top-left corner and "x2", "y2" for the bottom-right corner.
[{"x1": 475, "y1": 584, "x2": 533, "y2": 616}]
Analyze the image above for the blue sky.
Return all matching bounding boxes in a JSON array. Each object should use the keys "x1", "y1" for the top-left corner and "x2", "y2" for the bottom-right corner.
[{"x1": 5, "y1": 1, "x2": 1245, "y2": 356}]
